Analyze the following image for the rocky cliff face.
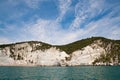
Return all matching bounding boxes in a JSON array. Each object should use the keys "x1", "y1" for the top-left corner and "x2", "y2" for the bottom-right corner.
[
  {"x1": 0, "y1": 42, "x2": 69, "y2": 66},
  {"x1": 0, "y1": 37, "x2": 120, "y2": 66}
]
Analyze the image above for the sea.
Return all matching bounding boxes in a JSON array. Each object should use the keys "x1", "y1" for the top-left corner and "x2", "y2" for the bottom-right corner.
[{"x1": 0, "y1": 66, "x2": 120, "y2": 80}]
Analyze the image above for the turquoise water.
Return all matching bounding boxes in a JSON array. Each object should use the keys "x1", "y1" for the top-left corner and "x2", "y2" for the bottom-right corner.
[{"x1": 0, "y1": 66, "x2": 120, "y2": 80}]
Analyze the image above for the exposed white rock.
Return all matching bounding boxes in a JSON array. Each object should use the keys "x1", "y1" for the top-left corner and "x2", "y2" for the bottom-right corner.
[
  {"x1": 67, "y1": 44, "x2": 105, "y2": 66},
  {"x1": 0, "y1": 39, "x2": 119, "y2": 66},
  {"x1": 0, "y1": 50, "x2": 14, "y2": 65},
  {"x1": 0, "y1": 43, "x2": 70, "y2": 66}
]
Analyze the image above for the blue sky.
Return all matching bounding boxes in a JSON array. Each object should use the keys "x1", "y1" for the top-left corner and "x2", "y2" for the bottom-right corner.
[{"x1": 0, "y1": 0, "x2": 120, "y2": 45}]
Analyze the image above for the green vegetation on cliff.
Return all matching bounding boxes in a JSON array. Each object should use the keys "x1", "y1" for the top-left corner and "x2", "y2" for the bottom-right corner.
[
  {"x1": 0, "y1": 37, "x2": 120, "y2": 64},
  {"x1": 57, "y1": 37, "x2": 115, "y2": 54}
]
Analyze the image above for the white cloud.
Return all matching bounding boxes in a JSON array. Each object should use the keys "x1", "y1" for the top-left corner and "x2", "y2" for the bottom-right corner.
[
  {"x1": 68, "y1": 0, "x2": 120, "y2": 41},
  {"x1": 24, "y1": 0, "x2": 41, "y2": 9},
  {"x1": 18, "y1": 17, "x2": 83, "y2": 45},
  {"x1": 21, "y1": 19, "x2": 74, "y2": 45},
  {"x1": 1, "y1": 0, "x2": 120, "y2": 45},
  {"x1": 79, "y1": 14, "x2": 120, "y2": 40},
  {"x1": 70, "y1": 0, "x2": 105, "y2": 30},
  {"x1": 18, "y1": 0, "x2": 120, "y2": 45},
  {"x1": 8, "y1": 0, "x2": 41, "y2": 9},
  {"x1": 57, "y1": 0, "x2": 71, "y2": 22},
  {"x1": 0, "y1": 37, "x2": 11, "y2": 44}
]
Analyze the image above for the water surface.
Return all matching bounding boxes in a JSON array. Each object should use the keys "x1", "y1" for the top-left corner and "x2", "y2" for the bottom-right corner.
[{"x1": 0, "y1": 66, "x2": 120, "y2": 80}]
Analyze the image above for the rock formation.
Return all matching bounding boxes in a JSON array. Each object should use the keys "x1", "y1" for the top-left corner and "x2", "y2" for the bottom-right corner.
[{"x1": 0, "y1": 37, "x2": 120, "y2": 66}]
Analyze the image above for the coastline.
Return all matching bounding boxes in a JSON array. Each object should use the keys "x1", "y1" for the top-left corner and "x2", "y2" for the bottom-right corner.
[{"x1": 0, "y1": 64, "x2": 119, "y2": 67}]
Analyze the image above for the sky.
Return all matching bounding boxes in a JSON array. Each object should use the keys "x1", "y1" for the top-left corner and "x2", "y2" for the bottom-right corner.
[{"x1": 0, "y1": 0, "x2": 120, "y2": 45}]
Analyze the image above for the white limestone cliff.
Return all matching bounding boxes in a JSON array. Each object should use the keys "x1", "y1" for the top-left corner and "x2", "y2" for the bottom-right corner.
[
  {"x1": 0, "y1": 43, "x2": 70, "y2": 66},
  {"x1": 0, "y1": 38, "x2": 119, "y2": 66},
  {"x1": 67, "y1": 44, "x2": 105, "y2": 66}
]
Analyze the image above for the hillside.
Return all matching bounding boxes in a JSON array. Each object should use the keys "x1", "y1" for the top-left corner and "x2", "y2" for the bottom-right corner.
[
  {"x1": 0, "y1": 37, "x2": 120, "y2": 66},
  {"x1": 57, "y1": 37, "x2": 112, "y2": 54}
]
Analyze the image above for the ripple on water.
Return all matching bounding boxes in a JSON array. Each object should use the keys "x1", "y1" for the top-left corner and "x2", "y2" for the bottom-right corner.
[{"x1": 0, "y1": 66, "x2": 120, "y2": 80}]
